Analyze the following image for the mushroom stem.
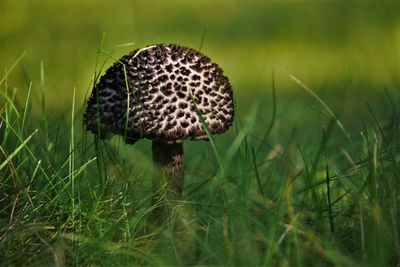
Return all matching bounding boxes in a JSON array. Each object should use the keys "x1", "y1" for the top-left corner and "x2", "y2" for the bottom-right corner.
[{"x1": 152, "y1": 140, "x2": 184, "y2": 214}]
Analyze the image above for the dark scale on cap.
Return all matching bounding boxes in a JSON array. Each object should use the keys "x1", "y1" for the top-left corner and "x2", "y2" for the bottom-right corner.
[{"x1": 84, "y1": 44, "x2": 234, "y2": 144}]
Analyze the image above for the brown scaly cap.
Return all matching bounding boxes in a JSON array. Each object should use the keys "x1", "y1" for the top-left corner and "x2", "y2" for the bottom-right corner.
[{"x1": 84, "y1": 44, "x2": 234, "y2": 144}]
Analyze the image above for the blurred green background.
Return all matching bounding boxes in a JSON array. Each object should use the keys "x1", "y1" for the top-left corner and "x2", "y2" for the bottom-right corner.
[{"x1": 1, "y1": 0, "x2": 399, "y2": 128}]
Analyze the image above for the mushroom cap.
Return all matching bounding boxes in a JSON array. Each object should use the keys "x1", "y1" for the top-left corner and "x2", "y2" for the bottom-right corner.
[{"x1": 84, "y1": 44, "x2": 234, "y2": 144}]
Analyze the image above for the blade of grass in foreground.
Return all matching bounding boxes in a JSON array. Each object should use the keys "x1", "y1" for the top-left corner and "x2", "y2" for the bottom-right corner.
[
  {"x1": 225, "y1": 101, "x2": 259, "y2": 167},
  {"x1": 282, "y1": 69, "x2": 356, "y2": 151},
  {"x1": 51, "y1": 157, "x2": 97, "y2": 202},
  {"x1": 21, "y1": 82, "x2": 33, "y2": 134},
  {"x1": 69, "y1": 87, "x2": 76, "y2": 225},
  {"x1": 189, "y1": 88, "x2": 224, "y2": 179},
  {"x1": 0, "y1": 128, "x2": 38, "y2": 171},
  {"x1": 0, "y1": 88, "x2": 20, "y2": 147},
  {"x1": 0, "y1": 52, "x2": 26, "y2": 86},
  {"x1": 40, "y1": 60, "x2": 49, "y2": 150},
  {"x1": 0, "y1": 89, "x2": 21, "y2": 119},
  {"x1": 256, "y1": 71, "x2": 277, "y2": 157},
  {"x1": 323, "y1": 127, "x2": 335, "y2": 234}
]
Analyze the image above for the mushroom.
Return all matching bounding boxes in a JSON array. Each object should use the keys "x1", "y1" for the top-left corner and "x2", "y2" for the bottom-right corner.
[{"x1": 84, "y1": 44, "x2": 234, "y2": 216}]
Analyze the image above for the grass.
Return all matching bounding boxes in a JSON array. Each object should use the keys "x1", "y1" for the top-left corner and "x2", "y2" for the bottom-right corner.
[{"x1": 1, "y1": 49, "x2": 400, "y2": 266}]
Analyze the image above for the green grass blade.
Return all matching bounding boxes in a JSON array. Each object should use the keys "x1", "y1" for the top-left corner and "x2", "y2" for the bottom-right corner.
[
  {"x1": 0, "y1": 128, "x2": 38, "y2": 171},
  {"x1": 283, "y1": 69, "x2": 355, "y2": 150},
  {"x1": 69, "y1": 87, "x2": 76, "y2": 224},
  {"x1": 323, "y1": 127, "x2": 335, "y2": 233},
  {"x1": 0, "y1": 89, "x2": 21, "y2": 119},
  {"x1": 189, "y1": 88, "x2": 224, "y2": 178},
  {"x1": 251, "y1": 147, "x2": 264, "y2": 197},
  {"x1": 0, "y1": 52, "x2": 26, "y2": 86},
  {"x1": 256, "y1": 71, "x2": 277, "y2": 156},
  {"x1": 21, "y1": 82, "x2": 32, "y2": 134}
]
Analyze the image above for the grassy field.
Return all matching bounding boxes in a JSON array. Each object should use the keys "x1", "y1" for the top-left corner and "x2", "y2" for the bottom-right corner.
[{"x1": 1, "y1": 0, "x2": 400, "y2": 266}]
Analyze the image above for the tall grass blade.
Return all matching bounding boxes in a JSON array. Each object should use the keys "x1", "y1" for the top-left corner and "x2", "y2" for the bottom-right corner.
[
  {"x1": 40, "y1": 60, "x2": 49, "y2": 149},
  {"x1": 0, "y1": 89, "x2": 21, "y2": 119},
  {"x1": 0, "y1": 51, "x2": 26, "y2": 86},
  {"x1": 69, "y1": 87, "x2": 76, "y2": 224},
  {"x1": 189, "y1": 88, "x2": 224, "y2": 178},
  {"x1": 283, "y1": 69, "x2": 355, "y2": 150},
  {"x1": 21, "y1": 82, "x2": 32, "y2": 134},
  {"x1": 0, "y1": 128, "x2": 38, "y2": 171},
  {"x1": 256, "y1": 71, "x2": 277, "y2": 156},
  {"x1": 367, "y1": 103, "x2": 388, "y2": 146},
  {"x1": 198, "y1": 28, "x2": 207, "y2": 52},
  {"x1": 251, "y1": 147, "x2": 264, "y2": 197},
  {"x1": 323, "y1": 127, "x2": 334, "y2": 233}
]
